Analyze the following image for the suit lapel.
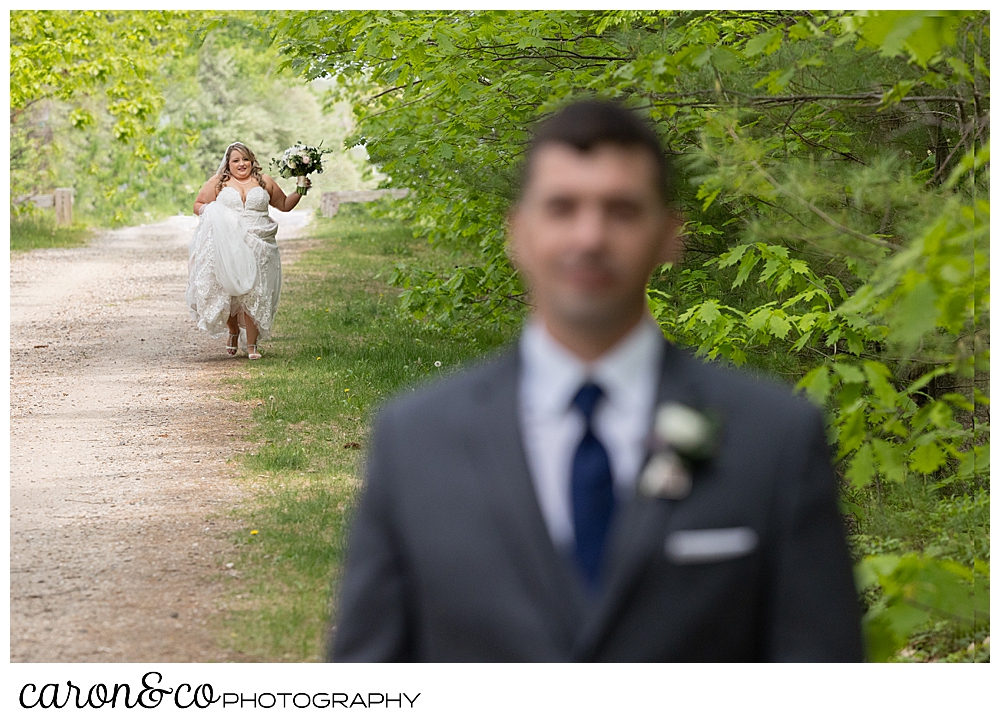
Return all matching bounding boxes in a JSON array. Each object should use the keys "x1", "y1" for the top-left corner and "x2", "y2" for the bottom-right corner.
[
  {"x1": 572, "y1": 340, "x2": 702, "y2": 659},
  {"x1": 464, "y1": 347, "x2": 587, "y2": 650}
]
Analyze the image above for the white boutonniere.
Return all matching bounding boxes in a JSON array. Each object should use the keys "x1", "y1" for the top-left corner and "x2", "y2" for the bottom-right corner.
[{"x1": 638, "y1": 403, "x2": 720, "y2": 500}]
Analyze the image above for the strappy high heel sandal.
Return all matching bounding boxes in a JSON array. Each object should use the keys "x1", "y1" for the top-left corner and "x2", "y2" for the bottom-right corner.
[
  {"x1": 247, "y1": 344, "x2": 262, "y2": 360},
  {"x1": 226, "y1": 332, "x2": 239, "y2": 356}
]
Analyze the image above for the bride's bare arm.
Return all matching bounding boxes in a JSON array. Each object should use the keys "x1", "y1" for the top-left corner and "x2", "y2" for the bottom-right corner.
[
  {"x1": 193, "y1": 175, "x2": 220, "y2": 216},
  {"x1": 264, "y1": 174, "x2": 310, "y2": 212}
]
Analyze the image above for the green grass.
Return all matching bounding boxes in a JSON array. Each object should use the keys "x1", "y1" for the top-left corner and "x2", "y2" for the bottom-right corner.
[
  {"x1": 10, "y1": 213, "x2": 91, "y2": 252},
  {"x1": 217, "y1": 206, "x2": 510, "y2": 660}
]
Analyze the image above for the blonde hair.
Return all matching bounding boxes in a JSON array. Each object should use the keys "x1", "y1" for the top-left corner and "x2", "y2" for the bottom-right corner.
[{"x1": 215, "y1": 143, "x2": 266, "y2": 194}]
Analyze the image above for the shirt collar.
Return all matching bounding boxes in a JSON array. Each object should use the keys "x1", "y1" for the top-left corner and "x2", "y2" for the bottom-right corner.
[
  {"x1": 590, "y1": 316, "x2": 664, "y2": 414},
  {"x1": 520, "y1": 315, "x2": 664, "y2": 416}
]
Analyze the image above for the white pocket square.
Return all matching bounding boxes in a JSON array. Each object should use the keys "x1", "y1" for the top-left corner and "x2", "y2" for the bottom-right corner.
[{"x1": 664, "y1": 527, "x2": 759, "y2": 564}]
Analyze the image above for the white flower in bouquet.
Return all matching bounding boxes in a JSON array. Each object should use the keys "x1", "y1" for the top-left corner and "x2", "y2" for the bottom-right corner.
[{"x1": 270, "y1": 142, "x2": 330, "y2": 196}]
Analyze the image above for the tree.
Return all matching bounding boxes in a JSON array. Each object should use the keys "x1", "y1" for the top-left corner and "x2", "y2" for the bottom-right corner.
[
  {"x1": 10, "y1": 10, "x2": 194, "y2": 211},
  {"x1": 269, "y1": 9, "x2": 989, "y2": 661}
]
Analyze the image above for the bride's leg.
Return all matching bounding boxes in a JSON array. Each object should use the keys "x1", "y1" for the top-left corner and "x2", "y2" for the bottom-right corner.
[
  {"x1": 244, "y1": 314, "x2": 259, "y2": 347},
  {"x1": 225, "y1": 310, "x2": 240, "y2": 355},
  {"x1": 244, "y1": 313, "x2": 261, "y2": 359}
]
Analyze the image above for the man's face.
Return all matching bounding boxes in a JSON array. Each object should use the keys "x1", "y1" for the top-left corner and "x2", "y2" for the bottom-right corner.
[{"x1": 509, "y1": 142, "x2": 681, "y2": 334}]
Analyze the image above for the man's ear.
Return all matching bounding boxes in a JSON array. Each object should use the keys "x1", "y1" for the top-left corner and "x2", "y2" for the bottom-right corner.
[{"x1": 656, "y1": 211, "x2": 685, "y2": 265}]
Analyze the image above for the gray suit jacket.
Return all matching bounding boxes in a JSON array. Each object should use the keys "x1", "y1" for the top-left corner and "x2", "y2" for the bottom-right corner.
[{"x1": 330, "y1": 340, "x2": 863, "y2": 661}]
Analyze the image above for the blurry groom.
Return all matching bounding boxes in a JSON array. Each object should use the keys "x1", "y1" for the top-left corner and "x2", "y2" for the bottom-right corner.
[{"x1": 330, "y1": 100, "x2": 863, "y2": 661}]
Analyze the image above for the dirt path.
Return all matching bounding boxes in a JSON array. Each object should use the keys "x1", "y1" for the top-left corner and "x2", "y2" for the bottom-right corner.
[{"x1": 10, "y1": 210, "x2": 311, "y2": 662}]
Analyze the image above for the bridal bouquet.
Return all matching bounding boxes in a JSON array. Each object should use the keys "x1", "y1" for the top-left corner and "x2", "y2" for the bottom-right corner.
[{"x1": 271, "y1": 143, "x2": 329, "y2": 196}]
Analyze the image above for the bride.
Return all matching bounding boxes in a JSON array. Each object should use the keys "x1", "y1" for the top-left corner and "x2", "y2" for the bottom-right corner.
[{"x1": 186, "y1": 142, "x2": 310, "y2": 359}]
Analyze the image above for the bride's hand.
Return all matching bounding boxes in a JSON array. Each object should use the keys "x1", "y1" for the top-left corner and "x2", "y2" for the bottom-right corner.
[{"x1": 299, "y1": 178, "x2": 312, "y2": 193}]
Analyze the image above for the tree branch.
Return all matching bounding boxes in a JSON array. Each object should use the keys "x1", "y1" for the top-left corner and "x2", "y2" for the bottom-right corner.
[
  {"x1": 726, "y1": 127, "x2": 903, "y2": 251},
  {"x1": 647, "y1": 88, "x2": 974, "y2": 109},
  {"x1": 784, "y1": 121, "x2": 868, "y2": 166},
  {"x1": 365, "y1": 79, "x2": 423, "y2": 103}
]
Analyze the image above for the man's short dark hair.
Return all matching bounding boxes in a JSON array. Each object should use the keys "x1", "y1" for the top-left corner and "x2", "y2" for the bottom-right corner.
[{"x1": 521, "y1": 100, "x2": 675, "y2": 205}]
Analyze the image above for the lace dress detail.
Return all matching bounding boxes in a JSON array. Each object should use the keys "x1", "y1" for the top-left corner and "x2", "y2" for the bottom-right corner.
[{"x1": 186, "y1": 185, "x2": 281, "y2": 345}]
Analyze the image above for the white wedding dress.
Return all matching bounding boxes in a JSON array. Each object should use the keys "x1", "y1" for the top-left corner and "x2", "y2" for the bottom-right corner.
[{"x1": 186, "y1": 185, "x2": 282, "y2": 346}]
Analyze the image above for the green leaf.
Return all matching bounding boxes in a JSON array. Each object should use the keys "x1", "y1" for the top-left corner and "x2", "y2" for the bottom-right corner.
[
  {"x1": 839, "y1": 407, "x2": 868, "y2": 454},
  {"x1": 69, "y1": 107, "x2": 95, "y2": 128},
  {"x1": 694, "y1": 300, "x2": 722, "y2": 327},
  {"x1": 837, "y1": 382, "x2": 864, "y2": 410},
  {"x1": 698, "y1": 186, "x2": 721, "y2": 211},
  {"x1": 854, "y1": 557, "x2": 882, "y2": 591},
  {"x1": 887, "y1": 279, "x2": 938, "y2": 346},
  {"x1": 788, "y1": 19, "x2": 817, "y2": 41},
  {"x1": 843, "y1": 328, "x2": 865, "y2": 355},
  {"x1": 744, "y1": 308, "x2": 768, "y2": 333},
  {"x1": 910, "y1": 442, "x2": 947, "y2": 473},
  {"x1": 716, "y1": 243, "x2": 750, "y2": 268},
  {"x1": 863, "y1": 363, "x2": 899, "y2": 407},
  {"x1": 690, "y1": 45, "x2": 714, "y2": 68},
  {"x1": 797, "y1": 366, "x2": 832, "y2": 405},
  {"x1": 710, "y1": 46, "x2": 741, "y2": 73},
  {"x1": 903, "y1": 14, "x2": 964, "y2": 66},
  {"x1": 733, "y1": 250, "x2": 761, "y2": 288},
  {"x1": 767, "y1": 311, "x2": 791, "y2": 339},
  {"x1": 940, "y1": 393, "x2": 974, "y2": 412},
  {"x1": 871, "y1": 438, "x2": 907, "y2": 483},
  {"x1": 753, "y1": 67, "x2": 796, "y2": 93},
  {"x1": 853, "y1": 12, "x2": 926, "y2": 58},
  {"x1": 832, "y1": 362, "x2": 866, "y2": 385},
  {"x1": 945, "y1": 56, "x2": 973, "y2": 81},
  {"x1": 744, "y1": 27, "x2": 782, "y2": 57},
  {"x1": 881, "y1": 599, "x2": 931, "y2": 639},
  {"x1": 862, "y1": 607, "x2": 904, "y2": 662},
  {"x1": 972, "y1": 444, "x2": 989, "y2": 474},
  {"x1": 846, "y1": 442, "x2": 876, "y2": 489},
  {"x1": 880, "y1": 79, "x2": 915, "y2": 106}
]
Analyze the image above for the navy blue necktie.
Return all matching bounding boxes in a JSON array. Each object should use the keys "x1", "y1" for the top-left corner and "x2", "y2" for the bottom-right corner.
[{"x1": 571, "y1": 382, "x2": 615, "y2": 590}]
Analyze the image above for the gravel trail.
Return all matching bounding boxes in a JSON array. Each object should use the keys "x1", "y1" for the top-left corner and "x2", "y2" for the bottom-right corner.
[{"x1": 10, "y1": 210, "x2": 310, "y2": 662}]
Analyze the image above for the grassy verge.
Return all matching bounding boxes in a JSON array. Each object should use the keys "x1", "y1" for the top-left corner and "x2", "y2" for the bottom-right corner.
[
  {"x1": 217, "y1": 205, "x2": 510, "y2": 660},
  {"x1": 10, "y1": 213, "x2": 91, "y2": 252}
]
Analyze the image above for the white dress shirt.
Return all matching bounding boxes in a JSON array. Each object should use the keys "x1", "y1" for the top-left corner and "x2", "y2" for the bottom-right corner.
[{"x1": 518, "y1": 316, "x2": 664, "y2": 551}]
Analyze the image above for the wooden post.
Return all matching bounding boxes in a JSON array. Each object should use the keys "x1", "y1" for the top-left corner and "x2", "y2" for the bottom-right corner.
[
  {"x1": 54, "y1": 188, "x2": 73, "y2": 227},
  {"x1": 320, "y1": 192, "x2": 340, "y2": 217}
]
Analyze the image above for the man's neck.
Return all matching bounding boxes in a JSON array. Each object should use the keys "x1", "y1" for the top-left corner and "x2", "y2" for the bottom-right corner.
[{"x1": 536, "y1": 308, "x2": 647, "y2": 363}]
